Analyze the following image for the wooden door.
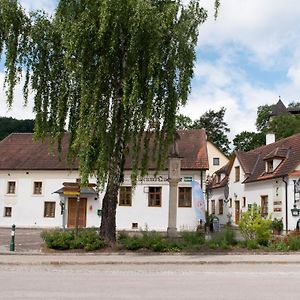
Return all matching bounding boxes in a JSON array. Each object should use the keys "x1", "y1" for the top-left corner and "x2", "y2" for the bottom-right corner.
[
  {"x1": 67, "y1": 198, "x2": 87, "y2": 228},
  {"x1": 235, "y1": 201, "x2": 240, "y2": 224}
]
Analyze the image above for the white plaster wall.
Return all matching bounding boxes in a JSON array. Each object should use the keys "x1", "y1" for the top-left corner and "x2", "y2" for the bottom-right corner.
[
  {"x1": 0, "y1": 169, "x2": 206, "y2": 231},
  {"x1": 210, "y1": 187, "x2": 230, "y2": 225},
  {"x1": 0, "y1": 170, "x2": 101, "y2": 228},
  {"x1": 214, "y1": 160, "x2": 300, "y2": 231},
  {"x1": 116, "y1": 171, "x2": 203, "y2": 231},
  {"x1": 206, "y1": 141, "x2": 229, "y2": 176}
]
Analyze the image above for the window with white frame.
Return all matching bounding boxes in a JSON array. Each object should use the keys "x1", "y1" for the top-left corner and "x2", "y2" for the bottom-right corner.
[
  {"x1": 44, "y1": 202, "x2": 56, "y2": 218},
  {"x1": 178, "y1": 187, "x2": 192, "y2": 207},
  {"x1": 33, "y1": 181, "x2": 43, "y2": 195},
  {"x1": 4, "y1": 207, "x2": 12, "y2": 217},
  {"x1": 213, "y1": 157, "x2": 220, "y2": 166},
  {"x1": 119, "y1": 187, "x2": 132, "y2": 206},
  {"x1": 7, "y1": 181, "x2": 16, "y2": 194},
  {"x1": 148, "y1": 187, "x2": 162, "y2": 207}
]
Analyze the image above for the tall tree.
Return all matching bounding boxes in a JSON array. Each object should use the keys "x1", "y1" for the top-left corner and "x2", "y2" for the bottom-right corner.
[
  {"x1": 256, "y1": 104, "x2": 274, "y2": 132},
  {"x1": 233, "y1": 131, "x2": 265, "y2": 152},
  {"x1": 269, "y1": 113, "x2": 300, "y2": 140},
  {"x1": 0, "y1": 0, "x2": 219, "y2": 243},
  {"x1": 193, "y1": 107, "x2": 230, "y2": 155},
  {"x1": 175, "y1": 113, "x2": 193, "y2": 129},
  {"x1": 0, "y1": 117, "x2": 34, "y2": 140}
]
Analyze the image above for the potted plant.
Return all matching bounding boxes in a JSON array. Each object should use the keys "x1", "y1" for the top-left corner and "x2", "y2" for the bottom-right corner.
[{"x1": 271, "y1": 218, "x2": 283, "y2": 235}]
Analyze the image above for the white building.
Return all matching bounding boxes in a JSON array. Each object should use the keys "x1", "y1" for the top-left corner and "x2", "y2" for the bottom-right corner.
[
  {"x1": 0, "y1": 129, "x2": 225, "y2": 231},
  {"x1": 209, "y1": 133, "x2": 300, "y2": 231}
]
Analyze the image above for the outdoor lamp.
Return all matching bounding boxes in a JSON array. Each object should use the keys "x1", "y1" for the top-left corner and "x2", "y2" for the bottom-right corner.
[{"x1": 291, "y1": 179, "x2": 300, "y2": 217}]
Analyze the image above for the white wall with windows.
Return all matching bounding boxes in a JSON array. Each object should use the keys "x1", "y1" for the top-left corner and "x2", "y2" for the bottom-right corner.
[
  {"x1": 210, "y1": 159, "x2": 300, "y2": 230},
  {"x1": 0, "y1": 169, "x2": 207, "y2": 231}
]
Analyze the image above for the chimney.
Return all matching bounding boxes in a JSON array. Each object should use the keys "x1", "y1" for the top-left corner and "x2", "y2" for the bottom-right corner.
[{"x1": 266, "y1": 133, "x2": 275, "y2": 145}]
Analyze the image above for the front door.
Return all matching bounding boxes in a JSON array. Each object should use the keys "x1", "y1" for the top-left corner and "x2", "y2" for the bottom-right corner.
[
  {"x1": 235, "y1": 200, "x2": 240, "y2": 224},
  {"x1": 67, "y1": 198, "x2": 87, "y2": 228}
]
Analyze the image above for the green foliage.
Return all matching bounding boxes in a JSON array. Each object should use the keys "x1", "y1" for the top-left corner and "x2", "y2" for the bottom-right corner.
[
  {"x1": 269, "y1": 113, "x2": 300, "y2": 140},
  {"x1": 256, "y1": 104, "x2": 274, "y2": 132},
  {"x1": 0, "y1": 117, "x2": 34, "y2": 140},
  {"x1": 233, "y1": 131, "x2": 265, "y2": 152},
  {"x1": 287, "y1": 236, "x2": 300, "y2": 251},
  {"x1": 271, "y1": 218, "x2": 284, "y2": 232},
  {"x1": 175, "y1": 108, "x2": 230, "y2": 155},
  {"x1": 207, "y1": 225, "x2": 236, "y2": 249},
  {"x1": 238, "y1": 204, "x2": 272, "y2": 246},
  {"x1": 0, "y1": 0, "x2": 217, "y2": 243},
  {"x1": 176, "y1": 114, "x2": 193, "y2": 129},
  {"x1": 192, "y1": 107, "x2": 230, "y2": 155},
  {"x1": 118, "y1": 231, "x2": 180, "y2": 252},
  {"x1": 41, "y1": 228, "x2": 105, "y2": 251},
  {"x1": 181, "y1": 231, "x2": 205, "y2": 250},
  {"x1": 41, "y1": 229, "x2": 74, "y2": 250}
]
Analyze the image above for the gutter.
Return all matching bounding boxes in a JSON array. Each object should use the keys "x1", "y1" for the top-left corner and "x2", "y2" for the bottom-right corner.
[{"x1": 282, "y1": 176, "x2": 288, "y2": 232}]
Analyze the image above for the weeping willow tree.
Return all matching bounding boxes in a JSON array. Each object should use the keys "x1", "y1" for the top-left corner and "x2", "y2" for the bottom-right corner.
[{"x1": 0, "y1": 0, "x2": 219, "y2": 243}]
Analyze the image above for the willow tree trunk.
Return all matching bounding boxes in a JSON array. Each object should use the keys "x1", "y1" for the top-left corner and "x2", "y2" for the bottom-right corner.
[{"x1": 100, "y1": 166, "x2": 121, "y2": 245}]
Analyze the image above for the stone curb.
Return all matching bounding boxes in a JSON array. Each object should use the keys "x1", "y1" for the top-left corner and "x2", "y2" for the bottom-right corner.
[{"x1": 1, "y1": 260, "x2": 300, "y2": 266}]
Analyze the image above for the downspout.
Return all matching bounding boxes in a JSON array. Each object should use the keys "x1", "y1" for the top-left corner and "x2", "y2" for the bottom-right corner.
[
  {"x1": 282, "y1": 176, "x2": 288, "y2": 232},
  {"x1": 200, "y1": 171, "x2": 203, "y2": 189}
]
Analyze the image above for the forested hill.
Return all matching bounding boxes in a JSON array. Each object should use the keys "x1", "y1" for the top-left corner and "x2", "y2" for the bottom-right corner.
[{"x1": 0, "y1": 117, "x2": 34, "y2": 141}]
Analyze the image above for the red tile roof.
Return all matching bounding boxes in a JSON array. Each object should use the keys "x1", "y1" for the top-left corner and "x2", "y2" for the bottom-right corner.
[
  {"x1": 238, "y1": 133, "x2": 300, "y2": 182},
  {"x1": 211, "y1": 133, "x2": 300, "y2": 186},
  {"x1": 0, "y1": 130, "x2": 209, "y2": 171}
]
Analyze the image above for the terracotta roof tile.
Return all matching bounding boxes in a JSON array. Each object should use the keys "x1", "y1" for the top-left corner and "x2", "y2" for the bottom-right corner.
[{"x1": 0, "y1": 130, "x2": 209, "y2": 171}]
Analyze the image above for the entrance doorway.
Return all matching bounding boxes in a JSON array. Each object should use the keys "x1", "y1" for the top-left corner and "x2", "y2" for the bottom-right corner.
[
  {"x1": 67, "y1": 198, "x2": 87, "y2": 228},
  {"x1": 235, "y1": 200, "x2": 240, "y2": 224}
]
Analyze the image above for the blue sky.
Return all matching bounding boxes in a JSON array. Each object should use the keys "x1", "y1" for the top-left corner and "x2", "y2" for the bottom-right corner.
[{"x1": 1, "y1": 0, "x2": 300, "y2": 140}]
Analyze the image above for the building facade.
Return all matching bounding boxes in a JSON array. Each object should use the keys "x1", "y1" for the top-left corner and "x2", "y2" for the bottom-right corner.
[
  {"x1": 0, "y1": 129, "x2": 223, "y2": 231},
  {"x1": 210, "y1": 133, "x2": 300, "y2": 231}
]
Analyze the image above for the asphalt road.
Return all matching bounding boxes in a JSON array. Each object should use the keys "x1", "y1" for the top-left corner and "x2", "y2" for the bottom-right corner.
[{"x1": 0, "y1": 264, "x2": 300, "y2": 300}]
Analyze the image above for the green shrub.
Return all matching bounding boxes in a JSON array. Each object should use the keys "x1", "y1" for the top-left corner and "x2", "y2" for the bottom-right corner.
[
  {"x1": 238, "y1": 203, "x2": 272, "y2": 246},
  {"x1": 271, "y1": 240, "x2": 288, "y2": 252},
  {"x1": 271, "y1": 218, "x2": 284, "y2": 233},
  {"x1": 246, "y1": 239, "x2": 259, "y2": 249},
  {"x1": 223, "y1": 225, "x2": 237, "y2": 246},
  {"x1": 41, "y1": 229, "x2": 74, "y2": 250},
  {"x1": 71, "y1": 229, "x2": 105, "y2": 251},
  {"x1": 41, "y1": 228, "x2": 105, "y2": 251},
  {"x1": 181, "y1": 231, "x2": 205, "y2": 250},
  {"x1": 288, "y1": 236, "x2": 300, "y2": 251}
]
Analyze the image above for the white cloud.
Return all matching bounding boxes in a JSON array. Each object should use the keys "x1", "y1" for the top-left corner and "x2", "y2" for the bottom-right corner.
[
  {"x1": 0, "y1": 72, "x2": 35, "y2": 120},
  {"x1": 20, "y1": 0, "x2": 57, "y2": 15}
]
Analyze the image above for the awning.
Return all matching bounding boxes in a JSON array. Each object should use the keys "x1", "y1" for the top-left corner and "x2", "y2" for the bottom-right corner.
[{"x1": 53, "y1": 187, "x2": 98, "y2": 195}]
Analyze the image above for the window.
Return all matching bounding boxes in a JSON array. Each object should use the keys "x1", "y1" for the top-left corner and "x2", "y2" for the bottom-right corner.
[
  {"x1": 33, "y1": 181, "x2": 42, "y2": 195},
  {"x1": 235, "y1": 166, "x2": 240, "y2": 182},
  {"x1": 119, "y1": 187, "x2": 132, "y2": 206},
  {"x1": 213, "y1": 157, "x2": 220, "y2": 166},
  {"x1": 7, "y1": 181, "x2": 16, "y2": 194},
  {"x1": 148, "y1": 187, "x2": 162, "y2": 207},
  {"x1": 132, "y1": 223, "x2": 138, "y2": 229},
  {"x1": 4, "y1": 207, "x2": 12, "y2": 217},
  {"x1": 211, "y1": 200, "x2": 215, "y2": 214},
  {"x1": 243, "y1": 197, "x2": 246, "y2": 207},
  {"x1": 178, "y1": 187, "x2": 192, "y2": 207},
  {"x1": 219, "y1": 199, "x2": 223, "y2": 215},
  {"x1": 261, "y1": 196, "x2": 268, "y2": 218},
  {"x1": 44, "y1": 202, "x2": 56, "y2": 218},
  {"x1": 229, "y1": 198, "x2": 232, "y2": 208},
  {"x1": 267, "y1": 160, "x2": 273, "y2": 173}
]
